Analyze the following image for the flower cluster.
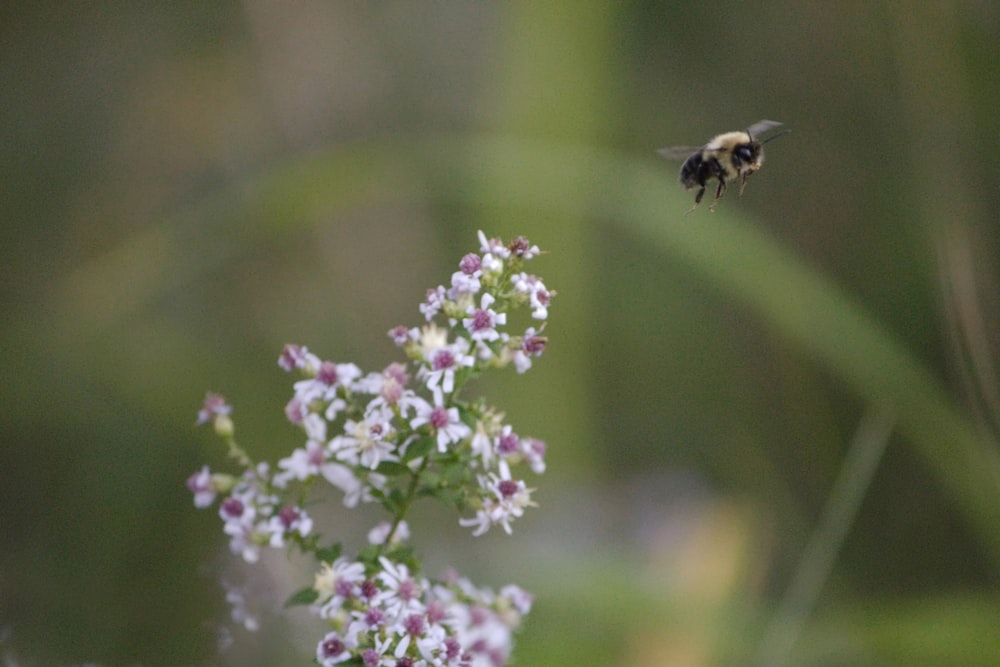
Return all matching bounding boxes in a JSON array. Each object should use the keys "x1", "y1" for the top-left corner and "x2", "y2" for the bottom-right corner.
[
  {"x1": 189, "y1": 232, "x2": 552, "y2": 666},
  {"x1": 310, "y1": 552, "x2": 533, "y2": 667}
]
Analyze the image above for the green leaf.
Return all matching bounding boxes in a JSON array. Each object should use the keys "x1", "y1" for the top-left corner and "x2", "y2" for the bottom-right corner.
[
  {"x1": 386, "y1": 546, "x2": 418, "y2": 571},
  {"x1": 457, "y1": 403, "x2": 485, "y2": 431},
  {"x1": 402, "y1": 435, "x2": 435, "y2": 462},
  {"x1": 421, "y1": 485, "x2": 463, "y2": 509},
  {"x1": 357, "y1": 544, "x2": 381, "y2": 566},
  {"x1": 440, "y1": 459, "x2": 473, "y2": 485},
  {"x1": 375, "y1": 460, "x2": 410, "y2": 477},
  {"x1": 315, "y1": 543, "x2": 342, "y2": 564},
  {"x1": 284, "y1": 586, "x2": 319, "y2": 608},
  {"x1": 379, "y1": 488, "x2": 408, "y2": 515}
]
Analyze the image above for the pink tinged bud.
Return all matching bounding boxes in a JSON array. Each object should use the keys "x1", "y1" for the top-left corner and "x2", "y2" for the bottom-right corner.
[
  {"x1": 522, "y1": 335, "x2": 547, "y2": 356},
  {"x1": 364, "y1": 606, "x2": 384, "y2": 626},
  {"x1": 470, "y1": 606, "x2": 490, "y2": 626},
  {"x1": 384, "y1": 362, "x2": 409, "y2": 386},
  {"x1": 426, "y1": 600, "x2": 447, "y2": 624},
  {"x1": 196, "y1": 392, "x2": 231, "y2": 425},
  {"x1": 470, "y1": 309, "x2": 492, "y2": 331},
  {"x1": 498, "y1": 480, "x2": 519, "y2": 498},
  {"x1": 432, "y1": 349, "x2": 456, "y2": 370},
  {"x1": 285, "y1": 397, "x2": 305, "y2": 424},
  {"x1": 221, "y1": 497, "x2": 245, "y2": 519},
  {"x1": 404, "y1": 613, "x2": 425, "y2": 636},
  {"x1": 316, "y1": 361, "x2": 338, "y2": 386},
  {"x1": 389, "y1": 326, "x2": 410, "y2": 346},
  {"x1": 399, "y1": 578, "x2": 420, "y2": 601},
  {"x1": 278, "y1": 344, "x2": 304, "y2": 371},
  {"x1": 278, "y1": 506, "x2": 301, "y2": 530},
  {"x1": 497, "y1": 432, "x2": 519, "y2": 455},
  {"x1": 321, "y1": 637, "x2": 344, "y2": 654},
  {"x1": 459, "y1": 253, "x2": 482, "y2": 274},
  {"x1": 187, "y1": 467, "x2": 216, "y2": 508},
  {"x1": 509, "y1": 236, "x2": 531, "y2": 256},
  {"x1": 335, "y1": 577, "x2": 355, "y2": 599},
  {"x1": 381, "y1": 377, "x2": 403, "y2": 404},
  {"x1": 526, "y1": 438, "x2": 546, "y2": 459},
  {"x1": 360, "y1": 579, "x2": 379, "y2": 600},
  {"x1": 429, "y1": 407, "x2": 450, "y2": 430},
  {"x1": 317, "y1": 632, "x2": 349, "y2": 663},
  {"x1": 308, "y1": 445, "x2": 326, "y2": 467},
  {"x1": 444, "y1": 637, "x2": 462, "y2": 660}
]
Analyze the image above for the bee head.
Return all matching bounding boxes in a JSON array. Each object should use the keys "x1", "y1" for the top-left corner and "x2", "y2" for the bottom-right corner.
[{"x1": 732, "y1": 141, "x2": 761, "y2": 169}]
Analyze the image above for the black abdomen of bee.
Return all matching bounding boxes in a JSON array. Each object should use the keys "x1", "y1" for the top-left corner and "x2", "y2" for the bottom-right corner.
[{"x1": 679, "y1": 153, "x2": 726, "y2": 190}]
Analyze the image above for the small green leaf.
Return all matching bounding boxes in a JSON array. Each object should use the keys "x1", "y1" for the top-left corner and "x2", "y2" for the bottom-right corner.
[
  {"x1": 441, "y1": 460, "x2": 472, "y2": 485},
  {"x1": 315, "y1": 543, "x2": 342, "y2": 563},
  {"x1": 284, "y1": 586, "x2": 319, "y2": 608},
  {"x1": 456, "y1": 403, "x2": 479, "y2": 428},
  {"x1": 419, "y1": 470, "x2": 441, "y2": 487},
  {"x1": 434, "y1": 487, "x2": 468, "y2": 510},
  {"x1": 357, "y1": 544, "x2": 381, "y2": 565},
  {"x1": 376, "y1": 461, "x2": 410, "y2": 477},
  {"x1": 386, "y1": 546, "x2": 418, "y2": 571},
  {"x1": 403, "y1": 436, "x2": 435, "y2": 462},
  {"x1": 388, "y1": 488, "x2": 407, "y2": 507}
]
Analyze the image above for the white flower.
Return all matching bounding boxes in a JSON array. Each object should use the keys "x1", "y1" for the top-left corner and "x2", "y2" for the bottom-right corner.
[
  {"x1": 477, "y1": 230, "x2": 510, "y2": 259},
  {"x1": 419, "y1": 336, "x2": 474, "y2": 394},
  {"x1": 513, "y1": 272, "x2": 551, "y2": 320},
  {"x1": 463, "y1": 293, "x2": 506, "y2": 343},
  {"x1": 273, "y1": 439, "x2": 327, "y2": 488},
  {"x1": 368, "y1": 520, "x2": 410, "y2": 546},
  {"x1": 316, "y1": 631, "x2": 352, "y2": 666},
  {"x1": 186, "y1": 466, "x2": 216, "y2": 508},
  {"x1": 459, "y1": 461, "x2": 535, "y2": 536},
  {"x1": 512, "y1": 327, "x2": 546, "y2": 373},
  {"x1": 278, "y1": 344, "x2": 320, "y2": 372},
  {"x1": 377, "y1": 557, "x2": 426, "y2": 621},
  {"x1": 420, "y1": 285, "x2": 448, "y2": 321},
  {"x1": 458, "y1": 506, "x2": 492, "y2": 537},
  {"x1": 469, "y1": 421, "x2": 495, "y2": 469},
  {"x1": 264, "y1": 505, "x2": 313, "y2": 548},
  {"x1": 331, "y1": 407, "x2": 398, "y2": 469},
  {"x1": 410, "y1": 387, "x2": 472, "y2": 452},
  {"x1": 321, "y1": 461, "x2": 381, "y2": 507},
  {"x1": 315, "y1": 558, "x2": 366, "y2": 619},
  {"x1": 449, "y1": 269, "x2": 481, "y2": 300}
]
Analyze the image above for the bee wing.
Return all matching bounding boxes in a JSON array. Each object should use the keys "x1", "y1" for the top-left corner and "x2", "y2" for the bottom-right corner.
[
  {"x1": 746, "y1": 120, "x2": 789, "y2": 142},
  {"x1": 656, "y1": 145, "x2": 702, "y2": 161}
]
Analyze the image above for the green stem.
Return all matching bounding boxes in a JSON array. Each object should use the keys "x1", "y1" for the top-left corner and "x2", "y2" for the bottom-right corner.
[
  {"x1": 383, "y1": 455, "x2": 431, "y2": 552},
  {"x1": 224, "y1": 436, "x2": 252, "y2": 468}
]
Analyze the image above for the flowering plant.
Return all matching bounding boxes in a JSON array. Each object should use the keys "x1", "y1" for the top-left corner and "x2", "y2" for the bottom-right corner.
[{"x1": 188, "y1": 231, "x2": 553, "y2": 666}]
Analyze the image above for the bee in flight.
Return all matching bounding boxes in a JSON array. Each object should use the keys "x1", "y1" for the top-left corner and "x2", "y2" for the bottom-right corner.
[{"x1": 658, "y1": 120, "x2": 790, "y2": 213}]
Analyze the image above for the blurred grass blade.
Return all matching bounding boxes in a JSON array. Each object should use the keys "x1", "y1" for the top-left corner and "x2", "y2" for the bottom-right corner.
[
  {"x1": 47, "y1": 133, "x2": 1000, "y2": 567},
  {"x1": 757, "y1": 406, "x2": 895, "y2": 666}
]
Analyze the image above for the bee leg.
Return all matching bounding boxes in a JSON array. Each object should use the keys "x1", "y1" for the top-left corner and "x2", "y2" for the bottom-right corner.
[
  {"x1": 684, "y1": 186, "x2": 706, "y2": 215},
  {"x1": 708, "y1": 178, "x2": 726, "y2": 212},
  {"x1": 738, "y1": 172, "x2": 751, "y2": 198}
]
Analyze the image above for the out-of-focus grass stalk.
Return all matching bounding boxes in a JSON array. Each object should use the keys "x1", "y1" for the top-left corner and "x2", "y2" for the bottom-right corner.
[{"x1": 755, "y1": 406, "x2": 896, "y2": 666}]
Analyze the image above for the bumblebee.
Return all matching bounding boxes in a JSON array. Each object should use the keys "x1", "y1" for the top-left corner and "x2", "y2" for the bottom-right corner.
[{"x1": 658, "y1": 120, "x2": 790, "y2": 212}]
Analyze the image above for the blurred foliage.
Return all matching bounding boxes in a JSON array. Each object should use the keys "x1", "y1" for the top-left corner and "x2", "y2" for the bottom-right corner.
[{"x1": 2, "y1": 2, "x2": 999, "y2": 666}]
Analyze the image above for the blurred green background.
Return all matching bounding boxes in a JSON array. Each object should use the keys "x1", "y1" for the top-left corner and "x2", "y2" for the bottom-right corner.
[{"x1": 2, "y1": 2, "x2": 999, "y2": 666}]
